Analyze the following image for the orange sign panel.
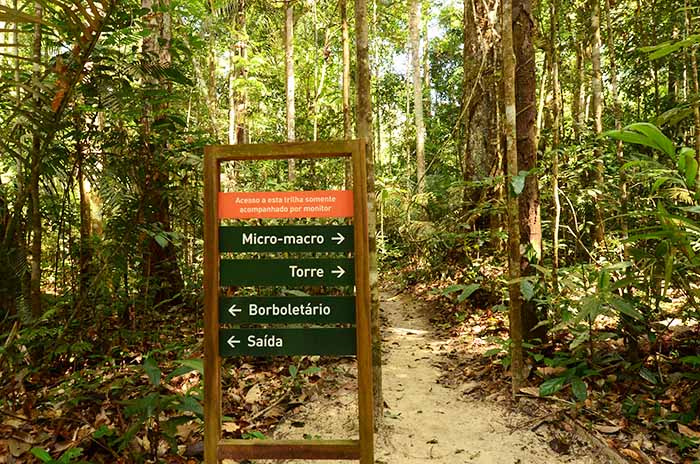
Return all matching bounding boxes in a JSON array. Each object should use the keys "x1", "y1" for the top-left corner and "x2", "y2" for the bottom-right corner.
[{"x1": 218, "y1": 190, "x2": 354, "y2": 219}]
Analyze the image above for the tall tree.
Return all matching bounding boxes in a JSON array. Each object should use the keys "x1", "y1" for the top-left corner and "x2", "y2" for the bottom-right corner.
[
  {"x1": 686, "y1": 0, "x2": 700, "y2": 160},
  {"x1": 550, "y1": 0, "x2": 562, "y2": 287},
  {"x1": 513, "y1": 0, "x2": 542, "y2": 339},
  {"x1": 229, "y1": 1, "x2": 249, "y2": 145},
  {"x1": 461, "y1": 0, "x2": 497, "y2": 203},
  {"x1": 355, "y1": 0, "x2": 382, "y2": 425},
  {"x1": 140, "y1": 0, "x2": 184, "y2": 306},
  {"x1": 503, "y1": 0, "x2": 525, "y2": 396},
  {"x1": 591, "y1": 0, "x2": 605, "y2": 244},
  {"x1": 29, "y1": 1, "x2": 42, "y2": 317},
  {"x1": 341, "y1": 0, "x2": 353, "y2": 188},
  {"x1": 285, "y1": 0, "x2": 296, "y2": 180},
  {"x1": 409, "y1": 0, "x2": 425, "y2": 194}
]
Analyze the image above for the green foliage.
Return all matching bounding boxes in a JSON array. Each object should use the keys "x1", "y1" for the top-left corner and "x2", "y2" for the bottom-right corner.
[
  {"x1": 116, "y1": 356, "x2": 203, "y2": 458},
  {"x1": 30, "y1": 447, "x2": 89, "y2": 464}
]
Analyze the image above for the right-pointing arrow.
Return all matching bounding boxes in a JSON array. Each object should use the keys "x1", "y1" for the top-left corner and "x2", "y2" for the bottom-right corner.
[
  {"x1": 331, "y1": 266, "x2": 346, "y2": 279},
  {"x1": 331, "y1": 232, "x2": 345, "y2": 245},
  {"x1": 227, "y1": 335, "x2": 241, "y2": 348},
  {"x1": 228, "y1": 304, "x2": 242, "y2": 317}
]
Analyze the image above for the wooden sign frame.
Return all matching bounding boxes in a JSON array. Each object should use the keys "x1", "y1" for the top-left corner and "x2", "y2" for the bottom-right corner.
[{"x1": 203, "y1": 140, "x2": 374, "y2": 463}]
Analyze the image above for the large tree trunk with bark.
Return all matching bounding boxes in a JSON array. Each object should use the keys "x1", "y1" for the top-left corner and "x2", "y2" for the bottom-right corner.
[
  {"x1": 462, "y1": 0, "x2": 497, "y2": 211},
  {"x1": 513, "y1": 0, "x2": 543, "y2": 341}
]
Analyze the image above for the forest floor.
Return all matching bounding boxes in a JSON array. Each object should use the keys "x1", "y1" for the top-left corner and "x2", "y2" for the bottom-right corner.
[{"x1": 243, "y1": 289, "x2": 609, "y2": 464}]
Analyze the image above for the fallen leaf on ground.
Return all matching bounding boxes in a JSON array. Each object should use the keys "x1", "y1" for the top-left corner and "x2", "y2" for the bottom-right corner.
[
  {"x1": 677, "y1": 424, "x2": 700, "y2": 439},
  {"x1": 245, "y1": 384, "x2": 263, "y2": 404},
  {"x1": 594, "y1": 425, "x2": 622, "y2": 434}
]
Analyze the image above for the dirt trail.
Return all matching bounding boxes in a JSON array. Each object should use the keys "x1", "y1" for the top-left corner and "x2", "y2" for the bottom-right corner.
[{"x1": 249, "y1": 291, "x2": 606, "y2": 464}]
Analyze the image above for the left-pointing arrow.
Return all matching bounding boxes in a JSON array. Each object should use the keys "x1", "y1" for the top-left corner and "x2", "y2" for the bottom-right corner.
[
  {"x1": 228, "y1": 304, "x2": 242, "y2": 317},
  {"x1": 227, "y1": 335, "x2": 241, "y2": 348},
  {"x1": 331, "y1": 266, "x2": 346, "y2": 279}
]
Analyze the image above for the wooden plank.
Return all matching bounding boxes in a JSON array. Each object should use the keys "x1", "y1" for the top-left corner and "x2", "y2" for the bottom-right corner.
[
  {"x1": 206, "y1": 140, "x2": 356, "y2": 161},
  {"x1": 353, "y1": 139, "x2": 375, "y2": 464},
  {"x1": 218, "y1": 439, "x2": 360, "y2": 460},
  {"x1": 203, "y1": 148, "x2": 222, "y2": 464}
]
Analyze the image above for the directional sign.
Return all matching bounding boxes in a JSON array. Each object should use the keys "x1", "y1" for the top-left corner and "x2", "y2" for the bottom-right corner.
[
  {"x1": 219, "y1": 296, "x2": 356, "y2": 324},
  {"x1": 219, "y1": 328, "x2": 357, "y2": 357},
  {"x1": 219, "y1": 190, "x2": 354, "y2": 219},
  {"x1": 219, "y1": 225, "x2": 354, "y2": 253},
  {"x1": 220, "y1": 258, "x2": 354, "y2": 286}
]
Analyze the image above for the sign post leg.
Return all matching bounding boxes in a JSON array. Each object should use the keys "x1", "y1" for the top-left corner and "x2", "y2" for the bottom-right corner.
[
  {"x1": 204, "y1": 151, "x2": 222, "y2": 463},
  {"x1": 353, "y1": 139, "x2": 375, "y2": 464}
]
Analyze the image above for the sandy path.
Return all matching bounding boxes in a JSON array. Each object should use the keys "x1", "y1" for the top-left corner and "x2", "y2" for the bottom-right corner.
[{"x1": 246, "y1": 291, "x2": 605, "y2": 464}]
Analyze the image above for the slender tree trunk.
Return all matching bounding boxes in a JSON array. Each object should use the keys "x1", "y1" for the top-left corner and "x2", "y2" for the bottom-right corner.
[
  {"x1": 228, "y1": 51, "x2": 237, "y2": 145},
  {"x1": 77, "y1": 125, "x2": 92, "y2": 308},
  {"x1": 591, "y1": 0, "x2": 605, "y2": 244},
  {"x1": 551, "y1": 0, "x2": 561, "y2": 288},
  {"x1": 572, "y1": 43, "x2": 585, "y2": 139},
  {"x1": 341, "y1": 0, "x2": 353, "y2": 188},
  {"x1": 687, "y1": 0, "x2": 700, "y2": 160},
  {"x1": 409, "y1": 0, "x2": 425, "y2": 194},
  {"x1": 355, "y1": 0, "x2": 382, "y2": 425},
  {"x1": 285, "y1": 0, "x2": 296, "y2": 180},
  {"x1": 535, "y1": 51, "x2": 548, "y2": 147},
  {"x1": 422, "y1": 13, "x2": 432, "y2": 117},
  {"x1": 513, "y1": 0, "x2": 542, "y2": 340},
  {"x1": 30, "y1": 1, "x2": 43, "y2": 318},
  {"x1": 605, "y1": 0, "x2": 628, "y2": 259},
  {"x1": 503, "y1": 0, "x2": 525, "y2": 396}
]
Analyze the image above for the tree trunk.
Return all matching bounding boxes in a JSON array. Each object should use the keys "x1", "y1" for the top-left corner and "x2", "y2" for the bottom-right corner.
[
  {"x1": 572, "y1": 43, "x2": 585, "y2": 140},
  {"x1": 140, "y1": 0, "x2": 184, "y2": 308},
  {"x1": 502, "y1": 0, "x2": 525, "y2": 396},
  {"x1": 355, "y1": 0, "x2": 382, "y2": 425},
  {"x1": 409, "y1": 0, "x2": 425, "y2": 194},
  {"x1": 423, "y1": 14, "x2": 432, "y2": 117},
  {"x1": 341, "y1": 0, "x2": 353, "y2": 188},
  {"x1": 687, "y1": 0, "x2": 700, "y2": 160},
  {"x1": 513, "y1": 0, "x2": 543, "y2": 340},
  {"x1": 591, "y1": 0, "x2": 605, "y2": 244},
  {"x1": 551, "y1": 0, "x2": 561, "y2": 288},
  {"x1": 285, "y1": 0, "x2": 296, "y2": 180},
  {"x1": 29, "y1": 1, "x2": 43, "y2": 318},
  {"x1": 462, "y1": 0, "x2": 497, "y2": 210},
  {"x1": 605, "y1": 0, "x2": 628, "y2": 259},
  {"x1": 77, "y1": 124, "x2": 92, "y2": 308}
]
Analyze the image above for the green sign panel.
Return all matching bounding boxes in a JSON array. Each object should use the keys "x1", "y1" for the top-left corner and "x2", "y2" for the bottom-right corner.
[
  {"x1": 219, "y1": 225, "x2": 354, "y2": 253},
  {"x1": 219, "y1": 328, "x2": 357, "y2": 357},
  {"x1": 220, "y1": 258, "x2": 354, "y2": 286},
  {"x1": 219, "y1": 296, "x2": 355, "y2": 324}
]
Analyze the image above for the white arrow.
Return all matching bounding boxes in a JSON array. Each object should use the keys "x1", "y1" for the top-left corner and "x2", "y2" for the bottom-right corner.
[
  {"x1": 227, "y1": 335, "x2": 241, "y2": 349},
  {"x1": 331, "y1": 266, "x2": 346, "y2": 279},
  {"x1": 228, "y1": 304, "x2": 242, "y2": 317},
  {"x1": 331, "y1": 232, "x2": 346, "y2": 245}
]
